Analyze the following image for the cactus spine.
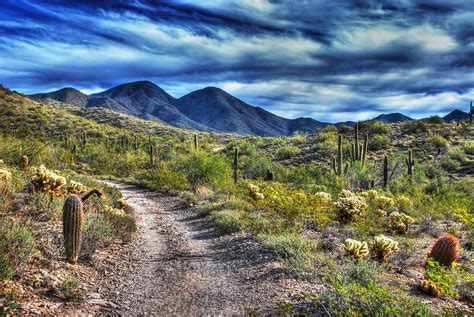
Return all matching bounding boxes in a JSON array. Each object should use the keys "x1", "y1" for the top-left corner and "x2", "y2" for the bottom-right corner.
[
  {"x1": 428, "y1": 235, "x2": 460, "y2": 267},
  {"x1": 194, "y1": 133, "x2": 199, "y2": 150},
  {"x1": 21, "y1": 155, "x2": 29, "y2": 170},
  {"x1": 383, "y1": 155, "x2": 389, "y2": 189},
  {"x1": 233, "y1": 147, "x2": 239, "y2": 184},
  {"x1": 406, "y1": 149, "x2": 414, "y2": 181},
  {"x1": 62, "y1": 195, "x2": 83, "y2": 264}
]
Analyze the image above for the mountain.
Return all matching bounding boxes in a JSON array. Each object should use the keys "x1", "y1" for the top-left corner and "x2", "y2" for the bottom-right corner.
[
  {"x1": 88, "y1": 81, "x2": 207, "y2": 130},
  {"x1": 29, "y1": 82, "x2": 327, "y2": 136},
  {"x1": 30, "y1": 87, "x2": 88, "y2": 107},
  {"x1": 443, "y1": 109, "x2": 469, "y2": 122},
  {"x1": 176, "y1": 87, "x2": 327, "y2": 136},
  {"x1": 372, "y1": 113, "x2": 413, "y2": 123}
]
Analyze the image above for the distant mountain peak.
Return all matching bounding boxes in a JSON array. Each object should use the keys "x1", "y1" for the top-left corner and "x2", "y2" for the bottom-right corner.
[
  {"x1": 372, "y1": 113, "x2": 413, "y2": 123},
  {"x1": 443, "y1": 109, "x2": 468, "y2": 122}
]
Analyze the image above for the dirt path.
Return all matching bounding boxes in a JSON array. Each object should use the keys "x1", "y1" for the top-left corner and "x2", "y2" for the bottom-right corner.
[{"x1": 96, "y1": 183, "x2": 320, "y2": 316}]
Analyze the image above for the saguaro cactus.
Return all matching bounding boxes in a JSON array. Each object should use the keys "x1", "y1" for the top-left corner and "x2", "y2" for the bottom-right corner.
[
  {"x1": 336, "y1": 134, "x2": 343, "y2": 175},
  {"x1": 470, "y1": 101, "x2": 473, "y2": 125},
  {"x1": 81, "y1": 132, "x2": 87, "y2": 148},
  {"x1": 383, "y1": 155, "x2": 389, "y2": 189},
  {"x1": 406, "y1": 149, "x2": 414, "y2": 181},
  {"x1": 194, "y1": 133, "x2": 199, "y2": 150},
  {"x1": 62, "y1": 195, "x2": 84, "y2": 264},
  {"x1": 354, "y1": 122, "x2": 359, "y2": 160},
  {"x1": 362, "y1": 134, "x2": 368, "y2": 166},
  {"x1": 20, "y1": 155, "x2": 29, "y2": 170},
  {"x1": 233, "y1": 147, "x2": 239, "y2": 184},
  {"x1": 148, "y1": 144, "x2": 154, "y2": 166}
]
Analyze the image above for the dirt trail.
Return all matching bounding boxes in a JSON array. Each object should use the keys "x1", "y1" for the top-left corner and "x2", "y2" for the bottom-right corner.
[{"x1": 97, "y1": 182, "x2": 319, "y2": 316}]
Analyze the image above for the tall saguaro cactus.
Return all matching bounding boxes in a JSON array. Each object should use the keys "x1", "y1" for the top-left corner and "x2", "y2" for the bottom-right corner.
[
  {"x1": 354, "y1": 122, "x2": 359, "y2": 160},
  {"x1": 233, "y1": 147, "x2": 239, "y2": 184},
  {"x1": 194, "y1": 133, "x2": 199, "y2": 150},
  {"x1": 383, "y1": 155, "x2": 389, "y2": 189},
  {"x1": 362, "y1": 134, "x2": 368, "y2": 166},
  {"x1": 470, "y1": 101, "x2": 473, "y2": 125},
  {"x1": 406, "y1": 149, "x2": 414, "y2": 181},
  {"x1": 337, "y1": 134, "x2": 343, "y2": 175},
  {"x1": 62, "y1": 195, "x2": 84, "y2": 264}
]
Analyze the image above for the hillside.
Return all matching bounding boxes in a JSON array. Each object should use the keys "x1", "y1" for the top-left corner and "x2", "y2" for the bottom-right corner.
[
  {"x1": 443, "y1": 109, "x2": 469, "y2": 122},
  {"x1": 1, "y1": 86, "x2": 473, "y2": 315},
  {"x1": 372, "y1": 113, "x2": 413, "y2": 123}
]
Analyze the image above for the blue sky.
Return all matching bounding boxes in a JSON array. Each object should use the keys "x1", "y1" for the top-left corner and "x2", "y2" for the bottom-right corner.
[{"x1": 1, "y1": 0, "x2": 473, "y2": 122}]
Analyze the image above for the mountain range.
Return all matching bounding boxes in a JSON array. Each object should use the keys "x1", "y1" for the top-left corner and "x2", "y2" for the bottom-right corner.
[{"x1": 29, "y1": 81, "x2": 470, "y2": 136}]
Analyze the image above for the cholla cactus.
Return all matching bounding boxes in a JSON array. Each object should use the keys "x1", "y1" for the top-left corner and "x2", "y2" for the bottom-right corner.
[
  {"x1": 116, "y1": 199, "x2": 129, "y2": 210},
  {"x1": 374, "y1": 195, "x2": 394, "y2": 210},
  {"x1": 31, "y1": 165, "x2": 66, "y2": 197},
  {"x1": 0, "y1": 159, "x2": 6, "y2": 168},
  {"x1": 104, "y1": 205, "x2": 126, "y2": 216},
  {"x1": 370, "y1": 235, "x2": 399, "y2": 262},
  {"x1": 334, "y1": 190, "x2": 368, "y2": 222},
  {"x1": 343, "y1": 239, "x2": 369, "y2": 260},
  {"x1": 389, "y1": 211, "x2": 414, "y2": 233},
  {"x1": 65, "y1": 180, "x2": 87, "y2": 195},
  {"x1": 248, "y1": 183, "x2": 264, "y2": 200},
  {"x1": 0, "y1": 168, "x2": 11, "y2": 182},
  {"x1": 315, "y1": 192, "x2": 332, "y2": 205},
  {"x1": 396, "y1": 195, "x2": 412, "y2": 212},
  {"x1": 419, "y1": 279, "x2": 441, "y2": 298}
]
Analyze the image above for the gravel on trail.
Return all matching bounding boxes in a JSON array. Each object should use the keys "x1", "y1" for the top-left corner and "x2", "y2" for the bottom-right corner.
[{"x1": 96, "y1": 183, "x2": 320, "y2": 316}]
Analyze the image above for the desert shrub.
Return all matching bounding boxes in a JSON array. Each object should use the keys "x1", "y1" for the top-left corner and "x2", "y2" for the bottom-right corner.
[
  {"x1": 82, "y1": 215, "x2": 114, "y2": 254},
  {"x1": 259, "y1": 233, "x2": 318, "y2": 274},
  {"x1": 364, "y1": 121, "x2": 391, "y2": 135},
  {"x1": 242, "y1": 156, "x2": 278, "y2": 180},
  {"x1": 56, "y1": 277, "x2": 84, "y2": 301},
  {"x1": 401, "y1": 120, "x2": 428, "y2": 134},
  {"x1": 140, "y1": 164, "x2": 189, "y2": 193},
  {"x1": 337, "y1": 124, "x2": 351, "y2": 134},
  {"x1": 426, "y1": 115, "x2": 445, "y2": 124},
  {"x1": 178, "y1": 151, "x2": 232, "y2": 189},
  {"x1": 462, "y1": 140, "x2": 474, "y2": 155},
  {"x1": 210, "y1": 209, "x2": 244, "y2": 233},
  {"x1": 430, "y1": 134, "x2": 449, "y2": 152},
  {"x1": 368, "y1": 135, "x2": 390, "y2": 151},
  {"x1": 225, "y1": 140, "x2": 256, "y2": 156},
  {"x1": 180, "y1": 192, "x2": 198, "y2": 207},
  {"x1": 0, "y1": 220, "x2": 38, "y2": 281},
  {"x1": 425, "y1": 257, "x2": 458, "y2": 298},
  {"x1": 276, "y1": 145, "x2": 300, "y2": 159},
  {"x1": 25, "y1": 192, "x2": 63, "y2": 220},
  {"x1": 102, "y1": 206, "x2": 137, "y2": 241},
  {"x1": 290, "y1": 133, "x2": 307, "y2": 145},
  {"x1": 440, "y1": 156, "x2": 461, "y2": 171},
  {"x1": 317, "y1": 125, "x2": 338, "y2": 151}
]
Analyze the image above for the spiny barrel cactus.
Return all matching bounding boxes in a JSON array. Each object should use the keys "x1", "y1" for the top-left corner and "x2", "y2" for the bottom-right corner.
[
  {"x1": 21, "y1": 155, "x2": 29, "y2": 170},
  {"x1": 343, "y1": 239, "x2": 369, "y2": 260},
  {"x1": 428, "y1": 235, "x2": 460, "y2": 267},
  {"x1": 370, "y1": 235, "x2": 399, "y2": 262},
  {"x1": 63, "y1": 195, "x2": 84, "y2": 264}
]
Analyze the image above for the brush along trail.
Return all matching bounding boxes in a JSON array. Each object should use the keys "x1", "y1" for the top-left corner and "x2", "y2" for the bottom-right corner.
[{"x1": 96, "y1": 182, "x2": 319, "y2": 315}]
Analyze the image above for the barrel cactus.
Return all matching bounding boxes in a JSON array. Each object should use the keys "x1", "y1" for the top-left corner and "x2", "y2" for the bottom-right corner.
[
  {"x1": 343, "y1": 239, "x2": 369, "y2": 260},
  {"x1": 428, "y1": 235, "x2": 460, "y2": 267},
  {"x1": 21, "y1": 155, "x2": 29, "y2": 170},
  {"x1": 63, "y1": 195, "x2": 84, "y2": 264},
  {"x1": 370, "y1": 235, "x2": 399, "y2": 262}
]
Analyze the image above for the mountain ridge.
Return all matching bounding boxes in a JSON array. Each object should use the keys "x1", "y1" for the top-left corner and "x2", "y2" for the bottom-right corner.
[{"x1": 28, "y1": 81, "x2": 470, "y2": 136}]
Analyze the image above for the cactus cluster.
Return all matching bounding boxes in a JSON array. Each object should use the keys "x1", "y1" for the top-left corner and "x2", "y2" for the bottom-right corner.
[
  {"x1": 370, "y1": 235, "x2": 399, "y2": 262},
  {"x1": 389, "y1": 211, "x2": 414, "y2": 233},
  {"x1": 334, "y1": 190, "x2": 368, "y2": 222},
  {"x1": 350, "y1": 123, "x2": 368, "y2": 164},
  {"x1": 428, "y1": 235, "x2": 460, "y2": 267},
  {"x1": 62, "y1": 195, "x2": 83, "y2": 264},
  {"x1": 65, "y1": 180, "x2": 87, "y2": 195},
  {"x1": 31, "y1": 165, "x2": 66, "y2": 197},
  {"x1": 419, "y1": 279, "x2": 441, "y2": 298},
  {"x1": 343, "y1": 239, "x2": 369, "y2": 260},
  {"x1": 0, "y1": 167, "x2": 11, "y2": 182},
  {"x1": 248, "y1": 183, "x2": 264, "y2": 200},
  {"x1": 314, "y1": 191, "x2": 332, "y2": 205}
]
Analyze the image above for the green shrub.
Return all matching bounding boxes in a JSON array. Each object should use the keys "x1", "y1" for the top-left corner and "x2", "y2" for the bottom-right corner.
[
  {"x1": 82, "y1": 215, "x2": 114, "y2": 254},
  {"x1": 178, "y1": 151, "x2": 232, "y2": 189},
  {"x1": 425, "y1": 257, "x2": 458, "y2": 298},
  {"x1": 211, "y1": 209, "x2": 244, "y2": 233},
  {"x1": 364, "y1": 121, "x2": 391, "y2": 135},
  {"x1": 462, "y1": 140, "x2": 474, "y2": 155},
  {"x1": 369, "y1": 135, "x2": 390, "y2": 151},
  {"x1": 276, "y1": 145, "x2": 300, "y2": 159},
  {"x1": 0, "y1": 220, "x2": 38, "y2": 281},
  {"x1": 242, "y1": 156, "x2": 277, "y2": 180},
  {"x1": 430, "y1": 134, "x2": 449, "y2": 152}
]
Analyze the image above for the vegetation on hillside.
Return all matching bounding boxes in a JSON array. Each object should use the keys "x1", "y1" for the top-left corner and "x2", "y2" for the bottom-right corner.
[{"x1": 1, "y1": 86, "x2": 473, "y2": 315}]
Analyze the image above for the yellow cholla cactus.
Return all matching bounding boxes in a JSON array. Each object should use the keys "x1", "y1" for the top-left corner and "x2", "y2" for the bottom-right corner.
[
  {"x1": 116, "y1": 199, "x2": 129, "y2": 209},
  {"x1": 374, "y1": 195, "x2": 394, "y2": 210},
  {"x1": 334, "y1": 190, "x2": 368, "y2": 222},
  {"x1": 0, "y1": 159, "x2": 6, "y2": 168},
  {"x1": 0, "y1": 168, "x2": 11, "y2": 182},
  {"x1": 30, "y1": 164, "x2": 66, "y2": 197},
  {"x1": 248, "y1": 183, "x2": 264, "y2": 200},
  {"x1": 343, "y1": 239, "x2": 369, "y2": 260},
  {"x1": 103, "y1": 205, "x2": 126, "y2": 216},
  {"x1": 315, "y1": 192, "x2": 332, "y2": 205},
  {"x1": 419, "y1": 279, "x2": 441, "y2": 298},
  {"x1": 370, "y1": 235, "x2": 399, "y2": 262},
  {"x1": 396, "y1": 195, "x2": 412, "y2": 212},
  {"x1": 389, "y1": 211, "x2": 415, "y2": 233},
  {"x1": 65, "y1": 180, "x2": 87, "y2": 195}
]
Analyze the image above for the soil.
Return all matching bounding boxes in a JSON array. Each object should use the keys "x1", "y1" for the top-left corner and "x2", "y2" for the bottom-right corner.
[{"x1": 94, "y1": 182, "x2": 321, "y2": 315}]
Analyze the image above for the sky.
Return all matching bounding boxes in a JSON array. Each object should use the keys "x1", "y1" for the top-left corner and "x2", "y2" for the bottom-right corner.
[{"x1": 1, "y1": 0, "x2": 473, "y2": 122}]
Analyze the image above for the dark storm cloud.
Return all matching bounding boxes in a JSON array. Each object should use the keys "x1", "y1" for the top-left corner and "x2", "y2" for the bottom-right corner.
[{"x1": 0, "y1": 0, "x2": 473, "y2": 122}]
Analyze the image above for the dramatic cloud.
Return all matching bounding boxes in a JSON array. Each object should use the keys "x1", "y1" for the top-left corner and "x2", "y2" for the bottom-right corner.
[{"x1": 1, "y1": 0, "x2": 473, "y2": 122}]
